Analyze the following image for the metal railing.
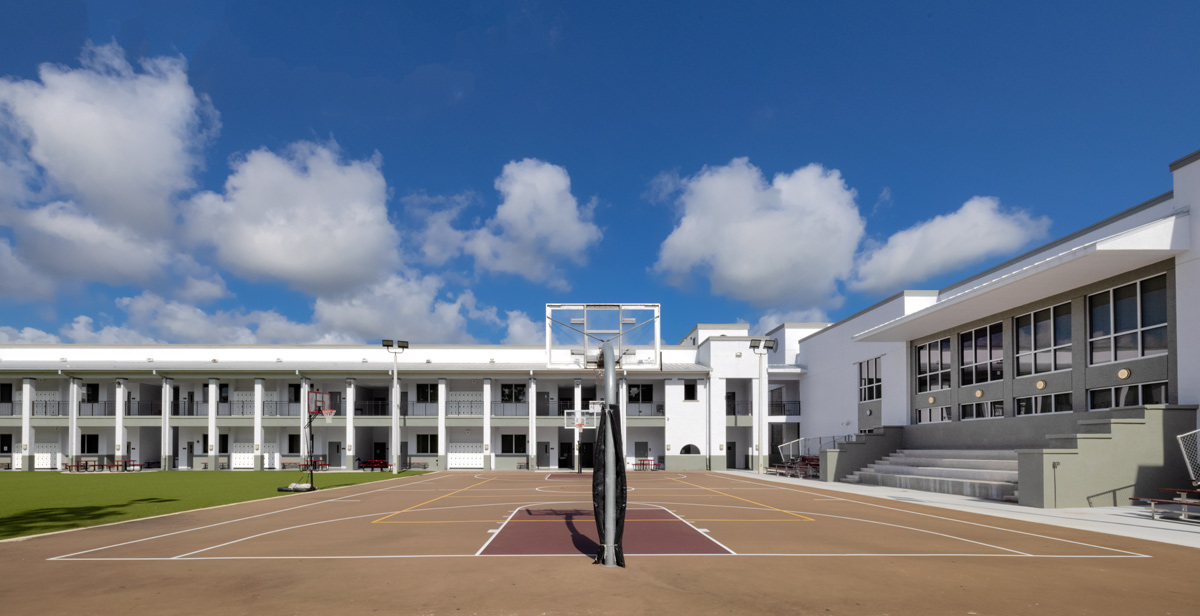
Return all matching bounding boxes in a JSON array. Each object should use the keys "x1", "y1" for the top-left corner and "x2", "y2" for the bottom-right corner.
[
  {"x1": 0, "y1": 401, "x2": 13, "y2": 416},
  {"x1": 264, "y1": 401, "x2": 303, "y2": 417},
  {"x1": 726, "y1": 401, "x2": 752, "y2": 416},
  {"x1": 491, "y1": 401, "x2": 529, "y2": 417},
  {"x1": 125, "y1": 401, "x2": 162, "y2": 416},
  {"x1": 407, "y1": 401, "x2": 439, "y2": 416},
  {"x1": 626, "y1": 402, "x2": 664, "y2": 417},
  {"x1": 80, "y1": 401, "x2": 115, "y2": 416},
  {"x1": 355, "y1": 401, "x2": 391, "y2": 416},
  {"x1": 768, "y1": 401, "x2": 801, "y2": 416}
]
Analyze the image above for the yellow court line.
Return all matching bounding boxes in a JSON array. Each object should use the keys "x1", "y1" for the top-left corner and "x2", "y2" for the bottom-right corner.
[
  {"x1": 669, "y1": 478, "x2": 815, "y2": 521},
  {"x1": 372, "y1": 478, "x2": 495, "y2": 523}
]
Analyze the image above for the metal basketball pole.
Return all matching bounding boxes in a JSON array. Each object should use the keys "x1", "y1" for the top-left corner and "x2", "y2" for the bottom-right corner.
[{"x1": 601, "y1": 340, "x2": 617, "y2": 567}]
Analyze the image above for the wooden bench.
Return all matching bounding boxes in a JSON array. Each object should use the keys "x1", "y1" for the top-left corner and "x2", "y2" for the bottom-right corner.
[
  {"x1": 1129, "y1": 496, "x2": 1200, "y2": 522},
  {"x1": 402, "y1": 461, "x2": 428, "y2": 470}
]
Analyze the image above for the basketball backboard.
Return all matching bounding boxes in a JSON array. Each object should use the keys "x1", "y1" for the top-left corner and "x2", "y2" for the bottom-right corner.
[{"x1": 545, "y1": 303, "x2": 660, "y2": 370}]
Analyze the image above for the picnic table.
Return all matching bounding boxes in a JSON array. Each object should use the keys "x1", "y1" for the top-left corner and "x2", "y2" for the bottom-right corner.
[
  {"x1": 361, "y1": 459, "x2": 391, "y2": 471},
  {"x1": 635, "y1": 458, "x2": 655, "y2": 471}
]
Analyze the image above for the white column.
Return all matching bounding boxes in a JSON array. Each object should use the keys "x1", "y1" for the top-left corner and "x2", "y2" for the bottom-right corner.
[
  {"x1": 69, "y1": 379, "x2": 80, "y2": 463},
  {"x1": 253, "y1": 378, "x2": 264, "y2": 470},
  {"x1": 482, "y1": 378, "x2": 492, "y2": 468},
  {"x1": 300, "y1": 379, "x2": 310, "y2": 457},
  {"x1": 755, "y1": 354, "x2": 768, "y2": 474},
  {"x1": 619, "y1": 378, "x2": 628, "y2": 468},
  {"x1": 437, "y1": 378, "x2": 447, "y2": 465},
  {"x1": 161, "y1": 378, "x2": 172, "y2": 470},
  {"x1": 573, "y1": 379, "x2": 582, "y2": 471},
  {"x1": 207, "y1": 379, "x2": 218, "y2": 468},
  {"x1": 20, "y1": 378, "x2": 32, "y2": 470},
  {"x1": 390, "y1": 373, "x2": 401, "y2": 473},
  {"x1": 344, "y1": 378, "x2": 355, "y2": 468},
  {"x1": 114, "y1": 379, "x2": 127, "y2": 462},
  {"x1": 527, "y1": 377, "x2": 537, "y2": 469}
]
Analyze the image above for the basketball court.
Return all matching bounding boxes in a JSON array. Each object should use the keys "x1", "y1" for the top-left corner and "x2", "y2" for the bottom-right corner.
[{"x1": 2, "y1": 471, "x2": 1197, "y2": 614}]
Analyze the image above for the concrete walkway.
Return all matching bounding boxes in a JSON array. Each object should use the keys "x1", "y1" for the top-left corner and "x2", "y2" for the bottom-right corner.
[{"x1": 725, "y1": 470, "x2": 1200, "y2": 550}]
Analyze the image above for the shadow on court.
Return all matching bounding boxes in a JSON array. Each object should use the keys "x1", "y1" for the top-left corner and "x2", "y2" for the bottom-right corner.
[{"x1": 0, "y1": 497, "x2": 178, "y2": 540}]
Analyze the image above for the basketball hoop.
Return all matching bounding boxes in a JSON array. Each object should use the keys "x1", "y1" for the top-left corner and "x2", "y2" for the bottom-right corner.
[
  {"x1": 312, "y1": 407, "x2": 335, "y2": 424},
  {"x1": 308, "y1": 390, "x2": 333, "y2": 424}
]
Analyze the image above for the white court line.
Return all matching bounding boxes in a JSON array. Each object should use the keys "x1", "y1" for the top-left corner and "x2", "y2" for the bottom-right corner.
[
  {"x1": 475, "y1": 506, "x2": 523, "y2": 555},
  {"x1": 48, "y1": 474, "x2": 450, "y2": 561},
  {"x1": 53, "y1": 552, "x2": 1148, "y2": 562},
  {"x1": 642, "y1": 504, "x2": 736, "y2": 555},
  {"x1": 718, "y1": 475, "x2": 1149, "y2": 558}
]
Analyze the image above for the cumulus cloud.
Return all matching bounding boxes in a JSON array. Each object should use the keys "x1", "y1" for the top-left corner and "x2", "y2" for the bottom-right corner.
[
  {"x1": 502, "y1": 310, "x2": 544, "y2": 344},
  {"x1": 312, "y1": 272, "x2": 480, "y2": 344},
  {"x1": 0, "y1": 40, "x2": 217, "y2": 235},
  {"x1": 15, "y1": 201, "x2": 172, "y2": 284},
  {"x1": 654, "y1": 158, "x2": 865, "y2": 306},
  {"x1": 0, "y1": 325, "x2": 60, "y2": 343},
  {"x1": 102, "y1": 292, "x2": 353, "y2": 344},
  {"x1": 0, "y1": 238, "x2": 53, "y2": 300},
  {"x1": 61, "y1": 315, "x2": 160, "y2": 344},
  {"x1": 185, "y1": 141, "x2": 400, "y2": 295},
  {"x1": 460, "y1": 159, "x2": 601, "y2": 289},
  {"x1": 753, "y1": 308, "x2": 831, "y2": 336},
  {"x1": 850, "y1": 196, "x2": 1051, "y2": 293}
]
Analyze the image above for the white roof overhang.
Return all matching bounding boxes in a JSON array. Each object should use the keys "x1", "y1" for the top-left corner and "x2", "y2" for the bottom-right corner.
[{"x1": 853, "y1": 211, "x2": 1190, "y2": 343}]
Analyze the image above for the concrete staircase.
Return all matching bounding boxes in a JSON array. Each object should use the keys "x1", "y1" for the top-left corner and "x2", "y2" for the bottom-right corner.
[{"x1": 843, "y1": 449, "x2": 1019, "y2": 502}]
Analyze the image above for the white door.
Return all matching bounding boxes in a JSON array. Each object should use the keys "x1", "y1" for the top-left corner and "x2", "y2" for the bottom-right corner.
[
  {"x1": 262, "y1": 442, "x2": 278, "y2": 469},
  {"x1": 231, "y1": 442, "x2": 255, "y2": 469},
  {"x1": 447, "y1": 442, "x2": 484, "y2": 469},
  {"x1": 34, "y1": 442, "x2": 60, "y2": 469}
]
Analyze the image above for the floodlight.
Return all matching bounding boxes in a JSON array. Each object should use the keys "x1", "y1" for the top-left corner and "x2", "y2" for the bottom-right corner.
[
  {"x1": 749, "y1": 339, "x2": 761, "y2": 349},
  {"x1": 763, "y1": 339, "x2": 777, "y2": 350},
  {"x1": 381, "y1": 339, "x2": 393, "y2": 348}
]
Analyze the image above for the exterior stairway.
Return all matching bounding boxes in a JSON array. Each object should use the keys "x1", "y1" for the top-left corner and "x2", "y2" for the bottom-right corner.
[{"x1": 842, "y1": 449, "x2": 1019, "y2": 502}]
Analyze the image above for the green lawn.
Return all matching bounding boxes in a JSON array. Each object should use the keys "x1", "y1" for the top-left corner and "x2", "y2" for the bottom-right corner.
[{"x1": 0, "y1": 470, "x2": 425, "y2": 540}]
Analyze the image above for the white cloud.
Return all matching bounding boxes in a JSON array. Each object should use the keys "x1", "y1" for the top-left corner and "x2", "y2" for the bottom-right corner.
[
  {"x1": 0, "y1": 238, "x2": 53, "y2": 300},
  {"x1": 753, "y1": 308, "x2": 831, "y2": 336},
  {"x1": 654, "y1": 158, "x2": 865, "y2": 306},
  {"x1": 15, "y1": 201, "x2": 171, "y2": 284},
  {"x1": 312, "y1": 273, "x2": 478, "y2": 344},
  {"x1": 502, "y1": 310, "x2": 544, "y2": 344},
  {"x1": 108, "y1": 292, "x2": 353, "y2": 344},
  {"x1": 0, "y1": 325, "x2": 60, "y2": 343},
  {"x1": 185, "y1": 141, "x2": 399, "y2": 295},
  {"x1": 461, "y1": 159, "x2": 601, "y2": 289},
  {"x1": 0, "y1": 41, "x2": 217, "y2": 236},
  {"x1": 60, "y1": 315, "x2": 159, "y2": 344},
  {"x1": 850, "y1": 196, "x2": 1051, "y2": 293}
]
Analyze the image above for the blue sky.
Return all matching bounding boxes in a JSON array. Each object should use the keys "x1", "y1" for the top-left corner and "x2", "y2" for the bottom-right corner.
[{"x1": 0, "y1": 1, "x2": 1198, "y2": 346}]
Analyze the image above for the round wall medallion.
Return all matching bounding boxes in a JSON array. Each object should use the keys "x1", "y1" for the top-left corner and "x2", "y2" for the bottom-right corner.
[
  {"x1": 1117, "y1": 368, "x2": 1131, "y2": 380},
  {"x1": 927, "y1": 396, "x2": 935, "y2": 404},
  {"x1": 1036, "y1": 380, "x2": 1047, "y2": 390},
  {"x1": 974, "y1": 389, "x2": 983, "y2": 398},
  {"x1": 866, "y1": 409, "x2": 873, "y2": 416}
]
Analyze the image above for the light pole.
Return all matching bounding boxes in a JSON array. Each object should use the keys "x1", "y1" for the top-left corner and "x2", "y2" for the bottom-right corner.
[
  {"x1": 382, "y1": 339, "x2": 409, "y2": 474},
  {"x1": 749, "y1": 338, "x2": 776, "y2": 474}
]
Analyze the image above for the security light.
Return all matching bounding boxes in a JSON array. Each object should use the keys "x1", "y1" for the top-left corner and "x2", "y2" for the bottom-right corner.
[{"x1": 749, "y1": 339, "x2": 761, "y2": 349}]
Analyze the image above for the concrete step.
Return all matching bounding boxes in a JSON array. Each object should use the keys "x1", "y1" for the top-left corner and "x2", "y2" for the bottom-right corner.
[
  {"x1": 896, "y1": 449, "x2": 1018, "y2": 460},
  {"x1": 864, "y1": 464, "x2": 1018, "y2": 483},
  {"x1": 882, "y1": 456, "x2": 1017, "y2": 471},
  {"x1": 851, "y1": 471, "x2": 1018, "y2": 501}
]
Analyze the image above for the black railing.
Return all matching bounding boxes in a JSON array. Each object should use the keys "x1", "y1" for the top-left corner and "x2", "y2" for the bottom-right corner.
[
  {"x1": 491, "y1": 401, "x2": 529, "y2": 417},
  {"x1": 726, "y1": 401, "x2": 752, "y2": 416},
  {"x1": 126, "y1": 401, "x2": 162, "y2": 416},
  {"x1": 407, "y1": 402, "x2": 439, "y2": 416},
  {"x1": 768, "y1": 401, "x2": 801, "y2": 416},
  {"x1": 626, "y1": 402, "x2": 663, "y2": 417},
  {"x1": 355, "y1": 401, "x2": 391, "y2": 416},
  {"x1": 0, "y1": 401, "x2": 13, "y2": 416},
  {"x1": 80, "y1": 401, "x2": 115, "y2": 416},
  {"x1": 264, "y1": 401, "x2": 303, "y2": 417}
]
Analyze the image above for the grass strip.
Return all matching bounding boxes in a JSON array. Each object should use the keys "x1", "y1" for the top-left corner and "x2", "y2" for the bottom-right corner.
[{"x1": 0, "y1": 470, "x2": 426, "y2": 540}]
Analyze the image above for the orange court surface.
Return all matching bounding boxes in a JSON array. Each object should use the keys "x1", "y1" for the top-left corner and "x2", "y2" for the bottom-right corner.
[{"x1": 1, "y1": 470, "x2": 1197, "y2": 615}]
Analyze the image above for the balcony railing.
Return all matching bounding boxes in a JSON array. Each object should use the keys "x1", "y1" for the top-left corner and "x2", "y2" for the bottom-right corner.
[
  {"x1": 32, "y1": 401, "x2": 66, "y2": 416},
  {"x1": 491, "y1": 401, "x2": 529, "y2": 417},
  {"x1": 355, "y1": 401, "x2": 391, "y2": 416},
  {"x1": 407, "y1": 401, "x2": 439, "y2": 417},
  {"x1": 726, "y1": 401, "x2": 752, "y2": 416},
  {"x1": 447, "y1": 401, "x2": 483, "y2": 416},
  {"x1": 125, "y1": 401, "x2": 162, "y2": 416},
  {"x1": 264, "y1": 401, "x2": 302, "y2": 417},
  {"x1": 0, "y1": 401, "x2": 13, "y2": 416},
  {"x1": 626, "y1": 402, "x2": 664, "y2": 417},
  {"x1": 80, "y1": 401, "x2": 115, "y2": 416},
  {"x1": 768, "y1": 401, "x2": 801, "y2": 416}
]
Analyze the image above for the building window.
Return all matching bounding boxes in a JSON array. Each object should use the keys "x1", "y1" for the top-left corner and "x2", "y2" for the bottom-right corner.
[
  {"x1": 961, "y1": 400, "x2": 1004, "y2": 420},
  {"x1": 859, "y1": 357, "x2": 882, "y2": 402},
  {"x1": 915, "y1": 338, "x2": 951, "y2": 393},
  {"x1": 287, "y1": 434, "x2": 301, "y2": 454},
  {"x1": 680, "y1": 444, "x2": 700, "y2": 454},
  {"x1": 289, "y1": 384, "x2": 301, "y2": 403},
  {"x1": 500, "y1": 384, "x2": 527, "y2": 404},
  {"x1": 218, "y1": 434, "x2": 229, "y2": 455},
  {"x1": 1088, "y1": 381, "x2": 1167, "y2": 410},
  {"x1": 417, "y1": 434, "x2": 438, "y2": 454},
  {"x1": 501, "y1": 434, "x2": 527, "y2": 454},
  {"x1": 416, "y1": 384, "x2": 438, "y2": 403},
  {"x1": 627, "y1": 384, "x2": 654, "y2": 403},
  {"x1": 1, "y1": 433, "x2": 12, "y2": 453},
  {"x1": 1016, "y1": 303, "x2": 1071, "y2": 376},
  {"x1": 81, "y1": 433, "x2": 99, "y2": 454},
  {"x1": 1015, "y1": 393, "x2": 1073, "y2": 415},
  {"x1": 84, "y1": 383, "x2": 99, "y2": 403},
  {"x1": 914, "y1": 406, "x2": 951, "y2": 424},
  {"x1": 1088, "y1": 274, "x2": 1168, "y2": 364},
  {"x1": 218, "y1": 384, "x2": 229, "y2": 403},
  {"x1": 960, "y1": 323, "x2": 1003, "y2": 386},
  {"x1": 683, "y1": 380, "x2": 697, "y2": 401},
  {"x1": 0, "y1": 383, "x2": 11, "y2": 403}
]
